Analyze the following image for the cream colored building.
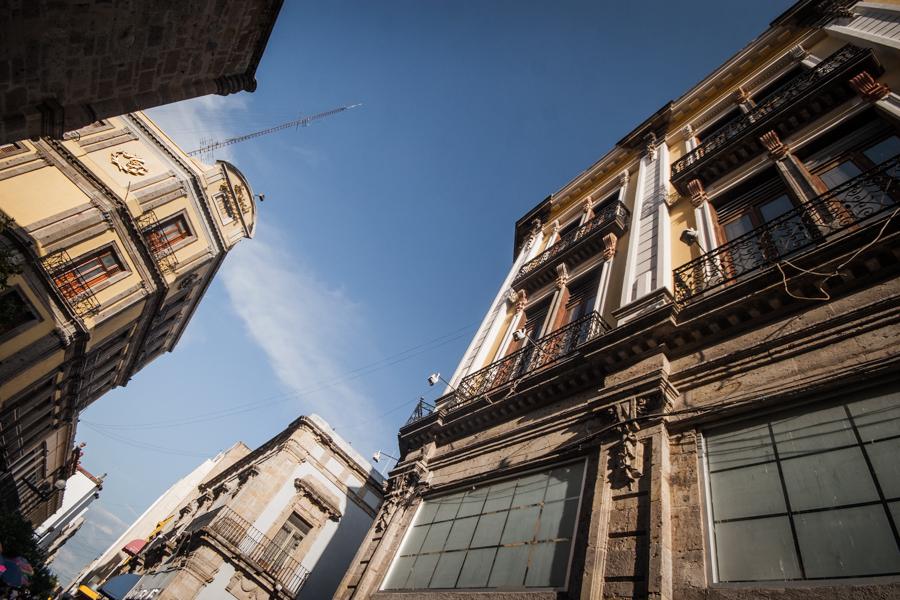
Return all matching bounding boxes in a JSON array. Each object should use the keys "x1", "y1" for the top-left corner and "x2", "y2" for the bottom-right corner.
[
  {"x1": 336, "y1": 1, "x2": 900, "y2": 599},
  {"x1": 0, "y1": 112, "x2": 257, "y2": 524},
  {"x1": 77, "y1": 415, "x2": 383, "y2": 600}
]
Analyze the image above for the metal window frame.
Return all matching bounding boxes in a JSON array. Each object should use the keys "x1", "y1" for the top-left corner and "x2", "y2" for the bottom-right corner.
[
  {"x1": 699, "y1": 385, "x2": 900, "y2": 587},
  {"x1": 380, "y1": 458, "x2": 588, "y2": 593}
]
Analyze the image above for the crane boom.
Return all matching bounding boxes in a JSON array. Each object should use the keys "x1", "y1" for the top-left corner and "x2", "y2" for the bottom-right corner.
[{"x1": 187, "y1": 103, "x2": 361, "y2": 157}]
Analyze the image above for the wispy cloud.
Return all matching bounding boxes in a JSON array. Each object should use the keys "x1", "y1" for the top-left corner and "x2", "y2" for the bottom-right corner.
[
  {"x1": 146, "y1": 94, "x2": 250, "y2": 162},
  {"x1": 221, "y1": 228, "x2": 385, "y2": 452},
  {"x1": 50, "y1": 502, "x2": 130, "y2": 588}
]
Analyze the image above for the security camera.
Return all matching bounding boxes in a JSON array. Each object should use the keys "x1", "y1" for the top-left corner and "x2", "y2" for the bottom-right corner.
[
  {"x1": 512, "y1": 328, "x2": 527, "y2": 342},
  {"x1": 680, "y1": 228, "x2": 701, "y2": 247},
  {"x1": 427, "y1": 373, "x2": 441, "y2": 386}
]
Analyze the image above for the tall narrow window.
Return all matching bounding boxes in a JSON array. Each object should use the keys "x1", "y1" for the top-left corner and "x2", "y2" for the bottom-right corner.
[
  {"x1": 0, "y1": 289, "x2": 37, "y2": 337},
  {"x1": 214, "y1": 193, "x2": 235, "y2": 224},
  {"x1": 262, "y1": 513, "x2": 310, "y2": 571},
  {"x1": 145, "y1": 215, "x2": 191, "y2": 253},
  {"x1": 704, "y1": 387, "x2": 900, "y2": 582},
  {"x1": 383, "y1": 462, "x2": 585, "y2": 591},
  {"x1": 54, "y1": 248, "x2": 123, "y2": 299}
]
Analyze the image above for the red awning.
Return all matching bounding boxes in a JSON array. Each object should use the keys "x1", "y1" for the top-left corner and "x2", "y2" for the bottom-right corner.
[{"x1": 122, "y1": 539, "x2": 146, "y2": 556}]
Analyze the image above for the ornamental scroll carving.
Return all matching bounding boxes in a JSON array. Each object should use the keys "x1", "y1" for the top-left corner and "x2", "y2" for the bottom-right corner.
[
  {"x1": 109, "y1": 150, "x2": 148, "y2": 176},
  {"x1": 374, "y1": 461, "x2": 429, "y2": 533},
  {"x1": 606, "y1": 397, "x2": 648, "y2": 491}
]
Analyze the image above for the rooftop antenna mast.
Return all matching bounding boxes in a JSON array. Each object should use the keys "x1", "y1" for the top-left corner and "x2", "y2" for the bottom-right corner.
[{"x1": 187, "y1": 103, "x2": 361, "y2": 158}]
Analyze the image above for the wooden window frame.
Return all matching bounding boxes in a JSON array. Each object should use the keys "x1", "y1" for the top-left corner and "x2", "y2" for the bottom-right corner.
[{"x1": 54, "y1": 245, "x2": 128, "y2": 300}]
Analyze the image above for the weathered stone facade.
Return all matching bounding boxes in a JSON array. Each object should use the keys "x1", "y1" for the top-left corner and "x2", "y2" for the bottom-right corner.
[
  {"x1": 0, "y1": 0, "x2": 283, "y2": 144},
  {"x1": 335, "y1": 1, "x2": 900, "y2": 598},
  {"x1": 86, "y1": 415, "x2": 384, "y2": 600}
]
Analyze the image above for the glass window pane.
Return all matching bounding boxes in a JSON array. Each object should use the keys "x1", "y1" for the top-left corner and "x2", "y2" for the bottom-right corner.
[
  {"x1": 420, "y1": 521, "x2": 452, "y2": 553},
  {"x1": 407, "y1": 553, "x2": 439, "y2": 589},
  {"x1": 545, "y1": 463, "x2": 585, "y2": 502},
  {"x1": 500, "y1": 506, "x2": 540, "y2": 544},
  {"x1": 795, "y1": 505, "x2": 900, "y2": 578},
  {"x1": 537, "y1": 499, "x2": 578, "y2": 541},
  {"x1": 483, "y1": 481, "x2": 516, "y2": 513},
  {"x1": 383, "y1": 555, "x2": 414, "y2": 589},
  {"x1": 771, "y1": 406, "x2": 856, "y2": 458},
  {"x1": 863, "y1": 136, "x2": 900, "y2": 165},
  {"x1": 444, "y1": 516, "x2": 478, "y2": 551},
  {"x1": 488, "y1": 545, "x2": 529, "y2": 588},
  {"x1": 457, "y1": 548, "x2": 496, "y2": 588},
  {"x1": 715, "y1": 516, "x2": 801, "y2": 582},
  {"x1": 512, "y1": 473, "x2": 548, "y2": 507},
  {"x1": 780, "y1": 447, "x2": 879, "y2": 511},
  {"x1": 525, "y1": 541, "x2": 570, "y2": 588},
  {"x1": 433, "y1": 493, "x2": 464, "y2": 522},
  {"x1": 709, "y1": 462, "x2": 786, "y2": 520},
  {"x1": 470, "y1": 511, "x2": 507, "y2": 548},
  {"x1": 724, "y1": 214, "x2": 755, "y2": 241},
  {"x1": 457, "y1": 488, "x2": 488, "y2": 518},
  {"x1": 759, "y1": 195, "x2": 793, "y2": 222},
  {"x1": 706, "y1": 424, "x2": 775, "y2": 471},
  {"x1": 416, "y1": 501, "x2": 439, "y2": 525},
  {"x1": 848, "y1": 392, "x2": 900, "y2": 442},
  {"x1": 867, "y1": 437, "x2": 900, "y2": 498},
  {"x1": 429, "y1": 551, "x2": 466, "y2": 589},
  {"x1": 400, "y1": 524, "x2": 430, "y2": 556},
  {"x1": 819, "y1": 161, "x2": 862, "y2": 188}
]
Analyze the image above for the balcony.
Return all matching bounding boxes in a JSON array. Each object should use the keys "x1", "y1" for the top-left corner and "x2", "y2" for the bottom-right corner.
[
  {"x1": 673, "y1": 154, "x2": 900, "y2": 303},
  {"x1": 513, "y1": 201, "x2": 629, "y2": 293},
  {"x1": 671, "y1": 44, "x2": 880, "y2": 192},
  {"x1": 40, "y1": 249, "x2": 101, "y2": 318},
  {"x1": 136, "y1": 210, "x2": 179, "y2": 274},
  {"x1": 204, "y1": 507, "x2": 310, "y2": 596},
  {"x1": 441, "y1": 311, "x2": 609, "y2": 413}
]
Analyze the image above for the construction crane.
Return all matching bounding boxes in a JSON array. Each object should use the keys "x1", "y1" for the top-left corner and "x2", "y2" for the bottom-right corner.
[{"x1": 187, "y1": 103, "x2": 361, "y2": 158}]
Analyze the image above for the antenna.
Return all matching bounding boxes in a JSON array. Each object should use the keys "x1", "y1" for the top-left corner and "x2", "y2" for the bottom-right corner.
[{"x1": 187, "y1": 103, "x2": 362, "y2": 158}]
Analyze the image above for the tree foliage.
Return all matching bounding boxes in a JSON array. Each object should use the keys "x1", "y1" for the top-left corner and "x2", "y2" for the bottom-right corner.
[{"x1": 0, "y1": 510, "x2": 57, "y2": 598}]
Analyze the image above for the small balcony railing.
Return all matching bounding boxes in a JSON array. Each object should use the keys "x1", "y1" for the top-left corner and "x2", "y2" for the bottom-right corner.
[
  {"x1": 673, "y1": 154, "x2": 900, "y2": 303},
  {"x1": 40, "y1": 249, "x2": 101, "y2": 318},
  {"x1": 514, "y1": 201, "x2": 629, "y2": 288},
  {"x1": 136, "y1": 210, "x2": 179, "y2": 274},
  {"x1": 206, "y1": 507, "x2": 310, "y2": 596},
  {"x1": 443, "y1": 311, "x2": 609, "y2": 411},
  {"x1": 671, "y1": 44, "x2": 874, "y2": 190},
  {"x1": 405, "y1": 398, "x2": 434, "y2": 425}
]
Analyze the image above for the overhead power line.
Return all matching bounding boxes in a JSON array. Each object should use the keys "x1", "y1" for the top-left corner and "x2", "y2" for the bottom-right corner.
[{"x1": 186, "y1": 103, "x2": 361, "y2": 158}]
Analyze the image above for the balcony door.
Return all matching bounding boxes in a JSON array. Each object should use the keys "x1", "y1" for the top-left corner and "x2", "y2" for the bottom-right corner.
[{"x1": 262, "y1": 513, "x2": 310, "y2": 575}]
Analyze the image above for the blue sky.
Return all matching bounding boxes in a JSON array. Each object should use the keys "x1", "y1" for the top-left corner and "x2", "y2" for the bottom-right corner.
[{"x1": 51, "y1": 0, "x2": 795, "y2": 585}]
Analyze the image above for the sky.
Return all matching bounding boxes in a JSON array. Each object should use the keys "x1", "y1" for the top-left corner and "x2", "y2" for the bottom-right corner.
[{"x1": 50, "y1": 0, "x2": 796, "y2": 586}]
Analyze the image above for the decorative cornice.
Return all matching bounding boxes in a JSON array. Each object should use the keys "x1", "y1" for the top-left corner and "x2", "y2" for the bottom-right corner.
[{"x1": 294, "y1": 477, "x2": 342, "y2": 521}]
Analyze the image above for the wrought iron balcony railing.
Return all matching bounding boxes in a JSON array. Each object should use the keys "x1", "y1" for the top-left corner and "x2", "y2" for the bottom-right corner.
[
  {"x1": 40, "y1": 249, "x2": 101, "y2": 318},
  {"x1": 206, "y1": 507, "x2": 310, "y2": 596},
  {"x1": 673, "y1": 154, "x2": 900, "y2": 303},
  {"x1": 442, "y1": 311, "x2": 609, "y2": 411},
  {"x1": 405, "y1": 398, "x2": 434, "y2": 425},
  {"x1": 514, "y1": 201, "x2": 629, "y2": 286},
  {"x1": 136, "y1": 210, "x2": 179, "y2": 274},
  {"x1": 671, "y1": 44, "x2": 872, "y2": 187}
]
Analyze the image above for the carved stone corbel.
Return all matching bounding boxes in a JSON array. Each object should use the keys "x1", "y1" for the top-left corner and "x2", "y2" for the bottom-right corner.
[
  {"x1": 582, "y1": 196, "x2": 594, "y2": 219},
  {"x1": 849, "y1": 71, "x2": 890, "y2": 102},
  {"x1": 523, "y1": 218, "x2": 542, "y2": 251},
  {"x1": 686, "y1": 178, "x2": 709, "y2": 208},
  {"x1": 790, "y1": 44, "x2": 807, "y2": 61},
  {"x1": 550, "y1": 219, "x2": 561, "y2": 236},
  {"x1": 760, "y1": 130, "x2": 790, "y2": 161},
  {"x1": 644, "y1": 132, "x2": 658, "y2": 161},
  {"x1": 732, "y1": 86, "x2": 751, "y2": 105},
  {"x1": 236, "y1": 465, "x2": 259, "y2": 487},
  {"x1": 513, "y1": 290, "x2": 528, "y2": 314},
  {"x1": 555, "y1": 263, "x2": 569, "y2": 290},
  {"x1": 606, "y1": 398, "x2": 644, "y2": 490},
  {"x1": 619, "y1": 169, "x2": 630, "y2": 188},
  {"x1": 601, "y1": 233, "x2": 617, "y2": 261},
  {"x1": 374, "y1": 461, "x2": 430, "y2": 533}
]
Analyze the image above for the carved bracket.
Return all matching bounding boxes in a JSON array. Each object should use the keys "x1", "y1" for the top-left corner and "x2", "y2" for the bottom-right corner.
[
  {"x1": 375, "y1": 461, "x2": 430, "y2": 533},
  {"x1": 606, "y1": 398, "x2": 646, "y2": 490},
  {"x1": 849, "y1": 71, "x2": 890, "y2": 102},
  {"x1": 601, "y1": 233, "x2": 618, "y2": 261},
  {"x1": 555, "y1": 263, "x2": 569, "y2": 289},
  {"x1": 760, "y1": 130, "x2": 790, "y2": 161},
  {"x1": 686, "y1": 178, "x2": 709, "y2": 208}
]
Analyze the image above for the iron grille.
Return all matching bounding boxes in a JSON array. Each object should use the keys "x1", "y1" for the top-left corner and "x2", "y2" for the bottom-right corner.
[
  {"x1": 447, "y1": 311, "x2": 609, "y2": 410},
  {"x1": 40, "y1": 249, "x2": 101, "y2": 317},
  {"x1": 405, "y1": 398, "x2": 435, "y2": 425},
  {"x1": 673, "y1": 154, "x2": 900, "y2": 303},
  {"x1": 207, "y1": 507, "x2": 310, "y2": 596},
  {"x1": 136, "y1": 210, "x2": 179, "y2": 274},
  {"x1": 671, "y1": 44, "x2": 869, "y2": 179},
  {"x1": 515, "y1": 201, "x2": 630, "y2": 283}
]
